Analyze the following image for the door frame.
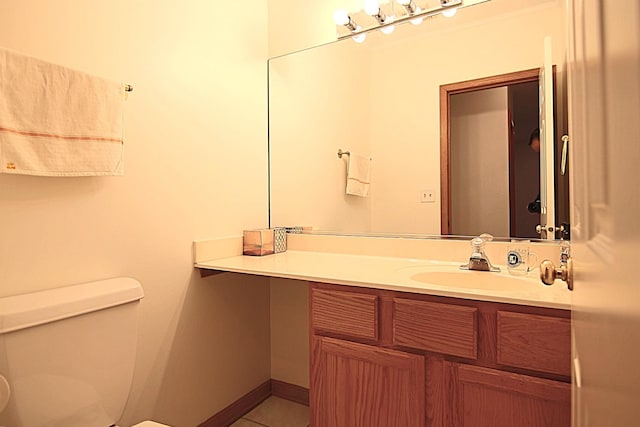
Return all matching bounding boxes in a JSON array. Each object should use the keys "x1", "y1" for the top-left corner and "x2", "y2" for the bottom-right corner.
[
  {"x1": 439, "y1": 68, "x2": 541, "y2": 234},
  {"x1": 507, "y1": 101, "x2": 517, "y2": 236}
]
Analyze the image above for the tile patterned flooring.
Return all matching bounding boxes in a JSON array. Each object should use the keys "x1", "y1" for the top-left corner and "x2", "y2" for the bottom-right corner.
[{"x1": 230, "y1": 396, "x2": 310, "y2": 427}]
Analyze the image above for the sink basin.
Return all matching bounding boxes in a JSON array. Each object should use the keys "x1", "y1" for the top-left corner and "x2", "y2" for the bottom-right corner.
[
  {"x1": 396, "y1": 263, "x2": 538, "y2": 290},
  {"x1": 410, "y1": 270, "x2": 535, "y2": 290},
  {"x1": 395, "y1": 262, "x2": 463, "y2": 273}
]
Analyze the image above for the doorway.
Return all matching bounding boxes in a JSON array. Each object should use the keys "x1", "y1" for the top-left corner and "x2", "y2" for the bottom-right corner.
[{"x1": 440, "y1": 68, "x2": 549, "y2": 238}]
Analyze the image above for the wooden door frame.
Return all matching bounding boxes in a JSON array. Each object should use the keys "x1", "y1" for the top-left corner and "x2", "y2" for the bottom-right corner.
[
  {"x1": 507, "y1": 101, "x2": 517, "y2": 236},
  {"x1": 439, "y1": 68, "x2": 541, "y2": 234}
]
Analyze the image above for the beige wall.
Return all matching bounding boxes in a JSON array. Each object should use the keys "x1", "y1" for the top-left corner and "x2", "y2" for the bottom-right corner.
[
  {"x1": 270, "y1": 279, "x2": 309, "y2": 387},
  {"x1": 450, "y1": 87, "x2": 510, "y2": 236},
  {"x1": 0, "y1": 1, "x2": 270, "y2": 426}
]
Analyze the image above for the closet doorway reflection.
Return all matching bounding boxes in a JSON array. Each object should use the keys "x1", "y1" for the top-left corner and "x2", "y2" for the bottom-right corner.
[{"x1": 440, "y1": 68, "x2": 569, "y2": 239}]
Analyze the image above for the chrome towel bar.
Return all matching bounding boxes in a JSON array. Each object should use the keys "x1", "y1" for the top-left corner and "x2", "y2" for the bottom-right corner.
[{"x1": 337, "y1": 149, "x2": 350, "y2": 159}]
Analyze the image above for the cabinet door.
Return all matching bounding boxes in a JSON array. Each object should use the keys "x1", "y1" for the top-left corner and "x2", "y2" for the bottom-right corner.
[
  {"x1": 311, "y1": 336, "x2": 425, "y2": 427},
  {"x1": 445, "y1": 362, "x2": 570, "y2": 427}
]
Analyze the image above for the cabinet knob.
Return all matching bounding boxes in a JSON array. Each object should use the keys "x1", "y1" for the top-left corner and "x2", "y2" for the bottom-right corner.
[{"x1": 540, "y1": 258, "x2": 574, "y2": 291}]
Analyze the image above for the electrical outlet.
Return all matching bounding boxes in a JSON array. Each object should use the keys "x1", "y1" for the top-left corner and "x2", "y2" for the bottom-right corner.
[{"x1": 420, "y1": 189, "x2": 435, "y2": 203}]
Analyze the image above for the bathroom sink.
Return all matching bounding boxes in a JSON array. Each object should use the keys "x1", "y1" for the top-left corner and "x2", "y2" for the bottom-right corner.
[
  {"x1": 395, "y1": 262, "x2": 462, "y2": 274},
  {"x1": 396, "y1": 263, "x2": 538, "y2": 290},
  {"x1": 410, "y1": 270, "x2": 534, "y2": 290}
]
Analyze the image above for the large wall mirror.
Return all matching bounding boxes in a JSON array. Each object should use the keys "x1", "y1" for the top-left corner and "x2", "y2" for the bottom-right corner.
[{"x1": 268, "y1": 0, "x2": 570, "y2": 240}]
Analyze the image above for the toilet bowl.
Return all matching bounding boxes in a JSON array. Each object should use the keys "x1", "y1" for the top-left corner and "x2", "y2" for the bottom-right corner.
[{"x1": 0, "y1": 278, "x2": 173, "y2": 427}]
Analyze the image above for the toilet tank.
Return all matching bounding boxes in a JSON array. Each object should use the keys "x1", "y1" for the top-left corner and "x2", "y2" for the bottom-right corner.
[{"x1": 0, "y1": 278, "x2": 144, "y2": 427}]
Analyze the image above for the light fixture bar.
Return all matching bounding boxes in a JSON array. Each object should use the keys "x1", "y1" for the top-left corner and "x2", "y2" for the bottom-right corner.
[{"x1": 337, "y1": 0, "x2": 467, "y2": 40}]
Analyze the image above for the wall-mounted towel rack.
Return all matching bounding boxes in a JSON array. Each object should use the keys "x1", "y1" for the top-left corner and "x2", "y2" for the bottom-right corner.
[{"x1": 337, "y1": 149, "x2": 350, "y2": 159}]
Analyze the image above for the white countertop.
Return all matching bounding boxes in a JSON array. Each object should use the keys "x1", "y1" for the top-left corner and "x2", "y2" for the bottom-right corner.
[{"x1": 196, "y1": 250, "x2": 571, "y2": 310}]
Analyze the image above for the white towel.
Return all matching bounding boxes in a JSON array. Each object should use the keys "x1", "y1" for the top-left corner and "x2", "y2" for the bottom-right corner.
[
  {"x1": 346, "y1": 154, "x2": 371, "y2": 197},
  {"x1": 0, "y1": 47, "x2": 125, "y2": 176}
]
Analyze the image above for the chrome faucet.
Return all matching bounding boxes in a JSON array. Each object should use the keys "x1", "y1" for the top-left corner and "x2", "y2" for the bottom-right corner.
[{"x1": 460, "y1": 233, "x2": 501, "y2": 272}]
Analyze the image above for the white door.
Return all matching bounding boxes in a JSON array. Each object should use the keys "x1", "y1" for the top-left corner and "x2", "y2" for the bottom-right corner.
[
  {"x1": 567, "y1": 0, "x2": 640, "y2": 425},
  {"x1": 539, "y1": 36, "x2": 556, "y2": 240}
]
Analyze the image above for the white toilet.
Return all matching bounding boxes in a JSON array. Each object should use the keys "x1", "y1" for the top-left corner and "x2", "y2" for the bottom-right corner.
[{"x1": 0, "y1": 278, "x2": 171, "y2": 427}]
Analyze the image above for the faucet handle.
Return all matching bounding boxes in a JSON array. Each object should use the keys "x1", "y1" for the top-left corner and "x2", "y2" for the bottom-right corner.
[
  {"x1": 470, "y1": 237, "x2": 484, "y2": 250},
  {"x1": 464, "y1": 234, "x2": 501, "y2": 272},
  {"x1": 471, "y1": 233, "x2": 493, "y2": 250}
]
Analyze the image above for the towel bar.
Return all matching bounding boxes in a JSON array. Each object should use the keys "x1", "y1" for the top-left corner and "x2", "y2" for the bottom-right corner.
[{"x1": 337, "y1": 149, "x2": 350, "y2": 159}]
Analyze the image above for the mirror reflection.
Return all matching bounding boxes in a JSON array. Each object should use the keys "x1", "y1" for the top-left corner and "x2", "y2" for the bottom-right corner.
[
  {"x1": 444, "y1": 69, "x2": 569, "y2": 239},
  {"x1": 448, "y1": 83, "x2": 540, "y2": 238},
  {"x1": 268, "y1": 0, "x2": 569, "y2": 240}
]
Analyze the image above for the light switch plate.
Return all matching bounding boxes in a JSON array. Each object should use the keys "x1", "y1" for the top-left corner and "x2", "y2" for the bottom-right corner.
[{"x1": 420, "y1": 189, "x2": 435, "y2": 203}]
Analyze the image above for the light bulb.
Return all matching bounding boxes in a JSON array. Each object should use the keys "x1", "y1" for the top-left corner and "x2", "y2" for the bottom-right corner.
[
  {"x1": 333, "y1": 9, "x2": 350, "y2": 26},
  {"x1": 442, "y1": 7, "x2": 457, "y2": 17},
  {"x1": 411, "y1": 6, "x2": 424, "y2": 25},
  {"x1": 380, "y1": 15, "x2": 395, "y2": 34},
  {"x1": 364, "y1": 0, "x2": 381, "y2": 16},
  {"x1": 352, "y1": 27, "x2": 367, "y2": 43},
  {"x1": 397, "y1": 0, "x2": 411, "y2": 5},
  {"x1": 352, "y1": 33, "x2": 367, "y2": 43}
]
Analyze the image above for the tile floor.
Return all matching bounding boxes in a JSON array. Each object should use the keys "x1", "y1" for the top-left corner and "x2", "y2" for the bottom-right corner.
[{"x1": 230, "y1": 396, "x2": 310, "y2": 427}]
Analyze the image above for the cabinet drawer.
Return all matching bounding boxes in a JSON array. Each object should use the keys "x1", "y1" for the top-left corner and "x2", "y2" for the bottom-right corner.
[
  {"x1": 311, "y1": 289, "x2": 378, "y2": 340},
  {"x1": 497, "y1": 311, "x2": 571, "y2": 376},
  {"x1": 393, "y1": 298, "x2": 478, "y2": 359}
]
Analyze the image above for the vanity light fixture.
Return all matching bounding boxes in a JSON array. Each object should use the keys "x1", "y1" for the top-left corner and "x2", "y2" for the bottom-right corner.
[
  {"x1": 410, "y1": 10, "x2": 424, "y2": 25},
  {"x1": 365, "y1": 0, "x2": 396, "y2": 34},
  {"x1": 440, "y1": 0, "x2": 458, "y2": 17},
  {"x1": 333, "y1": 9, "x2": 367, "y2": 43},
  {"x1": 334, "y1": 0, "x2": 471, "y2": 42},
  {"x1": 380, "y1": 15, "x2": 396, "y2": 34},
  {"x1": 397, "y1": 0, "x2": 417, "y2": 14},
  {"x1": 442, "y1": 8, "x2": 457, "y2": 17},
  {"x1": 333, "y1": 9, "x2": 359, "y2": 31},
  {"x1": 334, "y1": 9, "x2": 368, "y2": 42},
  {"x1": 397, "y1": 0, "x2": 424, "y2": 25},
  {"x1": 352, "y1": 30, "x2": 367, "y2": 43},
  {"x1": 365, "y1": 0, "x2": 386, "y2": 23}
]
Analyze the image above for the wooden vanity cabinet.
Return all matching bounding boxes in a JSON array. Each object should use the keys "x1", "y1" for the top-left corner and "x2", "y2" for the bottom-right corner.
[
  {"x1": 444, "y1": 362, "x2": 571, "y2": 427},
  {"x1": 310, "y1": 283, "x2": 571, "y2": 427},
  {"x1": 311, "y1": 336, "x2": 425, "y2": 427}
]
